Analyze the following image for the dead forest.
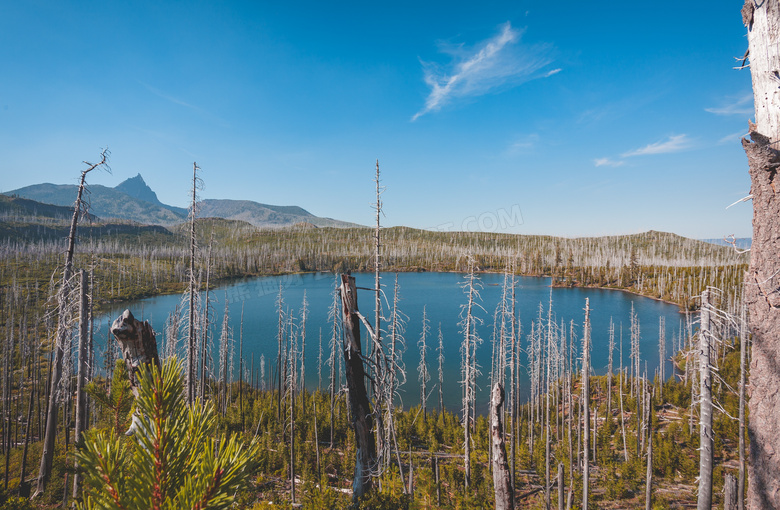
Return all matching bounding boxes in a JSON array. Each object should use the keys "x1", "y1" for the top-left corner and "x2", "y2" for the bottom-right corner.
[{"x1": 0, "y1": 3, "x2": 777, "y2": 508}]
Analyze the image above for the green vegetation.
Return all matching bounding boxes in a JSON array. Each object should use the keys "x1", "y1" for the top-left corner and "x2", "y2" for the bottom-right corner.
[{"x1": 77, "y1": 359, "x2": 258, "y2": 510}]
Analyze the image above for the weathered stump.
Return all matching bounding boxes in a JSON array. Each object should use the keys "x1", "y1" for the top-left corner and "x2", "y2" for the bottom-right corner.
[
  {"x1": 111, "y1": 309, "x2": 160, "y2": 395},
  {"x1": 110, "y1": 309, "x2": 160, "y2": 435}
]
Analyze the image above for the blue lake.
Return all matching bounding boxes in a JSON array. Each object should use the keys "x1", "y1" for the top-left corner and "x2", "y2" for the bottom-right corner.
[{"x1": 96, "y1": 272, "x2": 685, "y2": 414}]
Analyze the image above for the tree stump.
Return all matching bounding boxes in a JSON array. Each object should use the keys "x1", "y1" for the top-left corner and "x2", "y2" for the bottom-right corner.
[{"x1": 110, "y1": 309, "x2": 160, "y2": 435}]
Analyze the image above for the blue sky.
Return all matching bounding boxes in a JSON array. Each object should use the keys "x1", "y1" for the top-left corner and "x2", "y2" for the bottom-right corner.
[{"x1": 0, "y1": 1, "x2": 754, "y2": 238}]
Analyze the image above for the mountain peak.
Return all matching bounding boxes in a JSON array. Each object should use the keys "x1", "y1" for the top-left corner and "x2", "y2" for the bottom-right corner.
[{"x1": 115, "y1": 174, "x2": 160, "y2": 205}]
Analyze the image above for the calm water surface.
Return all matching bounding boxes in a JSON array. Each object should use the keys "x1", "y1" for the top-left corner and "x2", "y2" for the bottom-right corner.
[{"x1": 96, "y1": 272, "x2": 685, "y2": 413}]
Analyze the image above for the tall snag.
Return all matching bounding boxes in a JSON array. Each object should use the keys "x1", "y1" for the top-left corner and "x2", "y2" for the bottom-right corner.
[
  {"x1": 339, "y1": 274, "x2": 376, "y2": 503},
  {"x1": 35, "y1": 149, "x2": 108, "y2": 497},
  {"x1": 697, "y1": 290, "x2": 714, "y2": 510},
  {"x1": 582, "y1": 298, "x2": 591, "y2": 510},
  {"x1": 742, "y1": 1, "x2": 780, "y2": 507},
  {"x1": 491, "y1": 383, "x2": 514, "y2": 510},
  {"x1": 460, "y1": 257, "x2": 482, "y2": 490},
  {"x1": 186, "y1": 162, "x2": 202, "y2": 405}
]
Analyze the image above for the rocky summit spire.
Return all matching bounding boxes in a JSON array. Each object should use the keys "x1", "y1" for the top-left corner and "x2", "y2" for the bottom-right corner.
[{"x1": 115, "y1": 173, "x2": 161, "y2": 205}]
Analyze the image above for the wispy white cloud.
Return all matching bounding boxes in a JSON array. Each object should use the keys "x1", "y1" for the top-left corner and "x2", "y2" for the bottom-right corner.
[
  {"x1": 706, "y1": 93, "x2": 753, "y2": 116},
  {"x1": 506, "y1": 133, "x2": 540, "y2": 154},
  {"x1": 621, "y1": 134, "x2": 693, "y2": 157},
  {"x1": 593, "y1": 157, "x2": 624, "y2": 167},
  {"x1": 718, "y1": 130, "x2": 748, "y2": 145},
  {"x1": 594, "y1": 134, "x2": 694, "y2": 168},
  {"x1": 412, "y1": 22, "x2": 557, "y2": 121}
]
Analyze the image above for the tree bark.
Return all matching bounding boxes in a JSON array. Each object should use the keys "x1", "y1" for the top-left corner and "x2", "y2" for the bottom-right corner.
[
  {"x1": 111, "y1": 310, "x2": 161, "y2": 394},
  {"x1": 726, "y1": 472, "x2": 739, "y2": 510},
  {"x1": 739, "y1": 300, "x2": 747, "y2": 510},
  {"x1": 339, "y1": 274, "x2": 376, "y2": 503},
  {"x1": 743, "y1": 1, "x2": 780, "y2": 507},
  {"x1": 491, "y1": 383, "x2": 514, "y2": 510}
]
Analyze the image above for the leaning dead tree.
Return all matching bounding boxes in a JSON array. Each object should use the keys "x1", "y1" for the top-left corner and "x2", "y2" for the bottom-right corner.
[
  {"x1": 741, "y1": 2, "x2": 780, "y2": 508},
  {"x1": 491, "y1": 383, "x2": 514, "y2": 510},
  {"x1": 35, "y1": 148, "x2": 109, "y2": 498},
  {"x1": 339, "y1": 274, "x2": 376, "y2": 503}
]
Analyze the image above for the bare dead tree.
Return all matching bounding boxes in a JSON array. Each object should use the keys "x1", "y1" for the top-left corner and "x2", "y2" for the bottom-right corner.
[
  {"x1": 35, "y1": 148, "x2": 109, "y2": 498},
  {"x1": 71, "y1": 270, "x2": 89, "y2": 500},
  {"x1": 239, "y1": 302, "x2": 245, "y2": 432},
  {"x1": 218, "y1": 295, "x2": 231, "y2": 415},
  {"x1": 460, "y1": 257, "x2": 483, "y2": 490},
  {"x1": 509, "y1": 266, "x2": 518, "y2": 490},
  {"x1": 658, "y1": 316, "x2": 666, "y2": 401},
  {"x1": 288, "y1": 308, "x2": 297, "y2": 506},
  {"x1": 418, "y1": 306, "x2": 430, "y2": 419},
  {"x1": 339, "y1": 274, "x2": 376, "y2": 503},
  {"x1": 328, "y1": 277, "x2": 339, "y2": 448},
  {"x1": 545, "y1": 288, "x2": 554, "y2": 508},
  {"x1": 582, "y1": 298, "x2": 591, "y2": 510},
  {"x1": 607, "y1": 318, "x2": 615, "y2": 420},
  {"x1": 491, "y1": 383, "x2": 514, "y2": 510},
  {"x1": 437, "y1": 324, "x2": 444, "y2": 413},
  {"x1": 299, "y1": 290, "x2": 308, "y2": 411},
  {"x1": 698, "y1": 290, "x2": 714, "y2": 510},
  {"x1": 198, "y1": 231, "x2": 214, "y2": 406},
  {"x1": 645, "y1": 385, "x2": 654, "y2": 510},
  {"x1": 186, "y1": 162, "x2": 202, "y2": 405},
  {"x1": 277, "y1": 283, "x2": 285, "y2": 421},
  {"x1": 741, "y1": 2, "x2": 780, "y2": 507},
  {"x1": 317, "y1": 328, "x2": 323, "y2": 393}
]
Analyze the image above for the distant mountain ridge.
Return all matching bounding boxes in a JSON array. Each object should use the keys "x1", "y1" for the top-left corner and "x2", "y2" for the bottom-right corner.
[
  {"x1": 198, "y1": 199, "x2": 361, "y2": 229},
  {"x1": 5, "y1": 175, "x2": 361, "y2": 229}
]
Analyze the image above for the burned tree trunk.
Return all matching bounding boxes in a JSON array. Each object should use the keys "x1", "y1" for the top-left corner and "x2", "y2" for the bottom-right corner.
[
  {"x1": 491, "y1": 383, "x2": 514, "y2": 510},
  {"x1": 110, "y1": 309, "x2": 160, "y2": 435},
  {"x1": 743, "y1": 1, "x2": 780, "y2": 508},
  {"x1": 339, "y1": 274, "x2": 376, "y2": 503}
]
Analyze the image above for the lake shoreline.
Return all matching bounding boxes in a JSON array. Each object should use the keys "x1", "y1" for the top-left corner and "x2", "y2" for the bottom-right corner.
[{"x1": 96, "y1": 267, "x2": 690, "y2": 315}]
